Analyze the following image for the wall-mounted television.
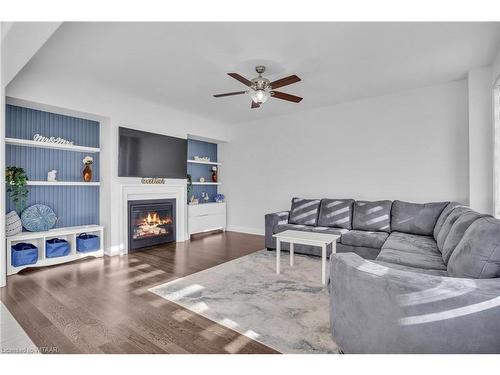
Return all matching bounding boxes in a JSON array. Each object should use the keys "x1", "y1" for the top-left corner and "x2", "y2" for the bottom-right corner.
[{"x1": 118, "y1": 127, "x2": 187, "y2": 178}]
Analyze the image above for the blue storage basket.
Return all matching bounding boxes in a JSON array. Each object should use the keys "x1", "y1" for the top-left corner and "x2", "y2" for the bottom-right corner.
[
  {"x1": 76, "y1": 233, "x2": 100, "y2": 253},
  {"x1": 11, "y1": 242, "x2": 38, "y2": 267},
  {"x1": 46, "y1": 238, "x2": 70, "y2": 258}
]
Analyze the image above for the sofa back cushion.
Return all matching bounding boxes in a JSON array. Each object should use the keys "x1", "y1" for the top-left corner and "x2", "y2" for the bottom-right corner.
[
  {"x1": 288, "y1": 198, "x2": 321, "y2": 226},
  {"x1": 433, "y1": 202, "x2": 464, "y2": 240},
  {"x1": 441, "y1": 210, "x2": 484, "y2": 264},
  {"x1": 447, "y1": 216, "x2": 500, "y2": 278},
  {"x1": 391, "y1": 200, "x2": 448, "y2": 236},
  {"x1": 317, "y1": 199, "x2": 354, "y2": 229},
  {"x1": 436, "y1": 206, "x2": 470, "y2": 252},
  {"x1": 352, "y1": 200, "x2": 392, "y2": 233}
]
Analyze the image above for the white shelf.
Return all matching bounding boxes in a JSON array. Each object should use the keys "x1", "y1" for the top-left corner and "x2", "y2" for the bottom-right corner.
[
  {"x1": 6, "y1": 137, "x2": 100, "y2": 153},
  {"x1": 192, "y1": 182, "x2": 221, "y2": 185},
  {"x1": 187, "y1": 159, "x2": 222, "y2": 166},
  {"x1": 27, "y1": 181, "x2": 100, "y2": 186},
  {"x1": 6, "y1": 225, "x2": 104, "y2": 275},
  {"x1": 8, "y1": 225, "x2": 103, "y2": 241}
]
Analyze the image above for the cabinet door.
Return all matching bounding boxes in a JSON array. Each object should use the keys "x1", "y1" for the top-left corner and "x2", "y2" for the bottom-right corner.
[{"x1": 189, "y1": 214, "x2": 226, "y2": 234}]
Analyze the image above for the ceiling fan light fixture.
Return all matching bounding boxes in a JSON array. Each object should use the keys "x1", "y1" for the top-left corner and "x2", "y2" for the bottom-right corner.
[{"x1": 250, "y1": 89, "x2": 270, "y2": 104}]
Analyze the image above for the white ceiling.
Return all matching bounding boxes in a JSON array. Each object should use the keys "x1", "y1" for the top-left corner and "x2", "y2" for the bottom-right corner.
[{"x1": 13, "y1": 22, "x2": 500, "y2": 123}]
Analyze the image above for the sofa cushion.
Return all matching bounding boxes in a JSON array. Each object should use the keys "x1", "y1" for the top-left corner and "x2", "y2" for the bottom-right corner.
[
  {"x1": 441, "y1": 210, "x2": 484, "y2": 264},
  {"x1": 311, "y1": 226, "x2": 347, "y2": 242},
  {"x1": 341, "y1": 230, "x2": 389, "y2": 249},
  {"x1": 391, "y1": 200, "x2": 448, "y2": 236},
  {"x1": 352, "y1": 200, "x2": 392, "y2": 233},
  {"x1": 373, "y1": 260, "x2": 449, "y2": 276},
  {"x1": 376, "y1": 248, "x2": 447, "y2": 270},
  {"x1": 436, "y1": 206, "x2": 471, "y2": 251},
  {"x1": 317, "y1": 199, "x2": 354, "y2": 229},
  {"x1": 433, "y1": 202, "x2": 464, "y2": 240},
  {"x1": 288, "y1": 198, "x2": 321, "y2": 226},
  {"x1": 447, "y1": 216, "x2": 500, "y2": 278},
  {"x1": 382, "y1": 231, "x2": 441, "y2": 256},
  {"x1": 276, "y1": 223, "x2": 314, "y2": 234}
]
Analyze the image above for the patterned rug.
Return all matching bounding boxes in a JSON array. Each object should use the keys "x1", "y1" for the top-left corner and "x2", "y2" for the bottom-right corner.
[{"x1": 149, "y1": 249, "x2": 338, "y2": 354}]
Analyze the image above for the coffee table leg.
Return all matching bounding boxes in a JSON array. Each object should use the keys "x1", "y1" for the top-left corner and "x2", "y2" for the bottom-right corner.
[
  {"x1": 276, "y1": 239, "x2": 281, "y2": 275},
  {"x1": 290, "y1": 242, "x2": 294, "y2": 266},
  {"x1": 321, "y1": 243, "x2": 326, "y2": 284}
]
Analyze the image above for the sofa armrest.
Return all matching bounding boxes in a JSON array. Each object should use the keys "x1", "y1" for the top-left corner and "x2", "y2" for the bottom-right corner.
[
  {"x1": 329, "y1": 253, "x2": 500, "y2": 353},
  {"x1": 264, "y1": 211, "x2": 289, "y2": 249}
]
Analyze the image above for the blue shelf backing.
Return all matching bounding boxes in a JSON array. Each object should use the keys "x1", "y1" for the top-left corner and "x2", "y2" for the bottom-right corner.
[
  {"x1": 187, "y1": 139, "x2": 218, "y2": 202},
  {"x1": 6, "y1": 105, "x2": 100, "y2": 228}
]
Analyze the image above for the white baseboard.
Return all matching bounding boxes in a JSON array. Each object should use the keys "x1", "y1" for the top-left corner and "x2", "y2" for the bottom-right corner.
[{"x1": 226, "y1": 225, "x2": 265, "y2": 236}]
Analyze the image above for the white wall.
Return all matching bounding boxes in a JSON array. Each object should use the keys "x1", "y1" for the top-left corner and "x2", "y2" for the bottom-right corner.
[
  {"x1": 468, "y1": 66, "x2": 494, "y2": 214},
  {"x1": 1, "y1": 22, "x2": 61, "y2": 86},
  {"x1": 1, "y1": 24, "x2": 6, "y2": 287},
  {"x1": 6, "y1": 72, "x2": 230, "y2": 255},
  {"x1": 220, "y1": 80, "x2": 469, "y2": 234}
]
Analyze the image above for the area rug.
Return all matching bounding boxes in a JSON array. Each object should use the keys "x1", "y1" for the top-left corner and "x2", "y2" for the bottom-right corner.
[{"x1": 149, "y1": 249, "x2": 338, "y2": 354}]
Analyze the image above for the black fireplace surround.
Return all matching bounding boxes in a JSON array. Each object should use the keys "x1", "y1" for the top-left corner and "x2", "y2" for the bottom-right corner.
[{"x1": 127, "y1": 198, "x2": 176, "y2": 251}]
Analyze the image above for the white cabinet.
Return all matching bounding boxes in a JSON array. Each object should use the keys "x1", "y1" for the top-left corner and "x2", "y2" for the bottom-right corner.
[{"x1": 188, "y1": 202, "x2": 226, "y2": 235}]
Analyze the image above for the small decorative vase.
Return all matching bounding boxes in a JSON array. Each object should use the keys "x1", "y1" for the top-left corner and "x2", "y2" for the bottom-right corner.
[
  {"x1": 211, "y1": 171, "x2": 217, "y2": 182},
  {"x1": 83, "y1": 164, "x2": 92, "y2": 182}
]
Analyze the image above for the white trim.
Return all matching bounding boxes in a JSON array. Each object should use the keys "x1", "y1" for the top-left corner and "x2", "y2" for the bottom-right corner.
[
  {"x1": 493, "y1": 79, "x2": 500, "y2": 218},
  {"x1": 187, "y1": 159, "x2": 222, "y2": 166},
  {"x1": 191, "y1": 181, "x2": 221, "y2": 185},
  {"x1": 27, "y1": 181, "x2": 100, "y2": 186},
  {"x1": 226, "y1": 225, "x2": 264, "y2": 236},
  {"x1": 5, "y1": 137, "x2": 100, "y2": 153}
]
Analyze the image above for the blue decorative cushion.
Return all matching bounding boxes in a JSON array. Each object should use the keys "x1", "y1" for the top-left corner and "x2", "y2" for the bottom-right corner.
[{"x1": 21, "y1": 204, "x2": 57, "y2": 232}]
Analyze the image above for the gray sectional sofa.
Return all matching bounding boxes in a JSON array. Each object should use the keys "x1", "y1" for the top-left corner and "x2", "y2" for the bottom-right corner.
[{"x1": 265, "y1": 198, "x2": 500, "y2": 353}]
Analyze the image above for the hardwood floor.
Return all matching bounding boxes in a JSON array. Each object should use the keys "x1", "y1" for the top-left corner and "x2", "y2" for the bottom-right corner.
[{"x1": 0, "y1": 231, "x2": 278, "y2": 354}]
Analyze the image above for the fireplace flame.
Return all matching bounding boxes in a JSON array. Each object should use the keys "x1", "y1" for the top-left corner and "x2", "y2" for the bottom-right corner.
[{"x1": 143, "y1": 212, "x2": 172, "y2": 227}]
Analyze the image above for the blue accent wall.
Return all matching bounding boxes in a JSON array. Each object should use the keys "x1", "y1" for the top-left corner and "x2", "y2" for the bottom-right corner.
[
  {"x1": 6, "y1": 105, "x2": 100, "y2": 228},
  {"x1": 187, "y1": 139, "x2": 218, "y2": 203}
]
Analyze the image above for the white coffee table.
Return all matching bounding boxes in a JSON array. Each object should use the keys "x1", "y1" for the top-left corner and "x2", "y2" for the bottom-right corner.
[{"x1": 273, "y1": 230, "x2": 340, "y2": 284}]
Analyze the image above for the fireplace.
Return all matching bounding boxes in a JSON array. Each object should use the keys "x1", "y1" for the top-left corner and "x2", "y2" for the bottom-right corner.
[{"x1": 127, "y1": 198, "x2": 176, "y2": 251}]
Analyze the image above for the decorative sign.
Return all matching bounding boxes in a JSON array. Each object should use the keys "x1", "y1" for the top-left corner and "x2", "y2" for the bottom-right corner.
[
  {"x1": 141, "y1": 177, "x2": 165, "y2": 184},
  {"x1": 33, "y1": 133, "x2": 74, "y2": 145}
]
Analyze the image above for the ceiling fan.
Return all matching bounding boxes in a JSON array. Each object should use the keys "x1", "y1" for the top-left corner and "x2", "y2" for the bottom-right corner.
[{"x1": 213, "y1": 65, "x2": 303, "y2": 109}]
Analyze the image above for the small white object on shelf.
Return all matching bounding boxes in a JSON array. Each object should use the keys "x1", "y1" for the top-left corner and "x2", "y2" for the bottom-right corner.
[
  {"x1": 33, "y1": 133, "x2": 73, "y2": 146},
  {"x1": 6, "y1": 225, "x2": 104, "y2": 275},
  {"x1": 5, "y1": 137, "x2": 100, "y2": 153},
  {"x1": 193, "y1": 156, "x2": 211, "y2": 162},
  {"x1": 47, "y1": 170, "x2": 57, "y2": 182}
]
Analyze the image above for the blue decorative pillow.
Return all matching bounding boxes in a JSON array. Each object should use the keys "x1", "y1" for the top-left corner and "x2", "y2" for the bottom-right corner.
[{"x1": 21, "y1": 204, "x2": 57, "y2": 232}]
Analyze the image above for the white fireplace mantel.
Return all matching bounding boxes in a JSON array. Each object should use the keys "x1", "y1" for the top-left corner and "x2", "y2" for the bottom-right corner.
[{"x1": 119, "y1": 180, "x2": 187, "y2": 254}]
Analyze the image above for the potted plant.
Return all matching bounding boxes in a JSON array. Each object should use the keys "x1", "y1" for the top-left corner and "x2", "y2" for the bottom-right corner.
[{"x1": 6, "y1": 166, "x2": 29, "y2": 213}]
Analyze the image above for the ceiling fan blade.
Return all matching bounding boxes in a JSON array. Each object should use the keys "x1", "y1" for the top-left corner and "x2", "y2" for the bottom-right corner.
[
  {"x1": 213, "y1": 91, "x2": 247, "y2": 98},
  {"x1": 271, "y1": 91, "x2": 303, "y2": 103},
  {"x1": 251, "y1": 101, "x2": 260, "y2": 109},
  {"x1": 269, "y1": 75, "x2": 301, "y2": 89},
  {"x1": 228, "y1": 73, "x2": 253, "y2": 87}
]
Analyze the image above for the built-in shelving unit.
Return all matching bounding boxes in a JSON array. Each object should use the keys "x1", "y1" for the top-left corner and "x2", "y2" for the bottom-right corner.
[
  {"x1": 27, "y1": 181, "x2": 101, "y2": 186},
  {"x1": 191, "y1": 181, "x2": 221, "y2": 186},
  {"x1": 187, "y1": 159, "x2": 222, "y2": 166},
  {"x1": 6, "y1": 137, "x2": 101, "y2": 153},
  {"x1": 6, "y1": 225, "x2": 104, "y2": 275}
]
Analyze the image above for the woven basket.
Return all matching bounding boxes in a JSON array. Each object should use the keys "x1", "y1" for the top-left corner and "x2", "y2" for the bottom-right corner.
[{"x1": 6, "y1": 211, "x2": 22, "y2": 237}]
